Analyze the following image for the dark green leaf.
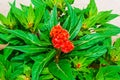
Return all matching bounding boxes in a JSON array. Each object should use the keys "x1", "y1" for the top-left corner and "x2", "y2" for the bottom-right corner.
[
  {"x1": 49, "y1": 59, "x2": 75, "y2": 80},
  {"x1": 96, "y1": 24, "x2": 120, "y2": 36},
  {"x1": 96, "y1": 10, "x2": 112, "y2": 24},
  {"x1": 6, "y1": 45, "x2": 47, "y2": 54},
  {"x1": 68, "y1": 45, "x2": 107, "y2": 58},
  {"x1": 65, "y1": 1, "x2": 78, "y2": 32},
  {"x1": 31, "y1": 0, "x2": 44, "y2": 7},
  {"x1": 32, "y1": 49, "x2": 56, "y2": 80},
  {"x1": 106, "y1": 14, "x2": 119, "y2": 22},
  {"x1": 47, "y1": 6, "x2": 58, "y2": 31},
  {"x1": 74, "y1": 33, "x2": 105, "y2": 50},
  {"x1": 96, "y1": 66, "x2": 120, "y2": 80},
  {"x1": 70, "y1": 15, "x2": 83, "y2": 40},
  {"x1": 11, "y1": 4, "x2": 27, "y2": 28},
  {"x1": 0, "y1": 28, "x2": 50, "y2": 46},
  {"x1": 63, "y1": 16, "x2": 70, "y2": 29},
  {"x1": 3, "y1": 48, "x2": 13, "y2": 60},
  {"x1": 33, "y1": 4, "x2": 45, "y2": 31}
]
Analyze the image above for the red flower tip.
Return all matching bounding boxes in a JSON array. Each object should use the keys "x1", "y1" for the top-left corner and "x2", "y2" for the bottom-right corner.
[{"x1": 76, "y1": 63, "x2": 81, "y2": 68}]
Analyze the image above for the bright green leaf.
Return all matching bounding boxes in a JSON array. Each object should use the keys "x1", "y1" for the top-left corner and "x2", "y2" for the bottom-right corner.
[
  {"x1": 47, "y1": 6, "x2": 58, "y2": 31},
  {"x1": 70, "y1": 15, "x2": 83, "y2": 40},
  {"x1": 74, "y1": 33, "x2": 105, "y2": 50},
  {"x1": 49, "y1": 59, "x2": 75, "y2": 80},
  {"x1": 6, "y1": 45, "x2": 47, "y2": 54},
  {"x1": 32, "y1": 49, "x2": 56, "y2": 80}
]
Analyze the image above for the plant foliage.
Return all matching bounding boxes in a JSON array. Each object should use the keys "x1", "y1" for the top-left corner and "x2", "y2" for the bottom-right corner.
[{"x1": 0, "y1": 0, "x2": 120, "y2": 80}]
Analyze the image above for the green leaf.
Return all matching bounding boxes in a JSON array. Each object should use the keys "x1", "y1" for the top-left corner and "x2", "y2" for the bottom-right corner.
[
  {"x1": 6, "y1": 45, "x2": 47, "y2": 54},
  {"x1": 38, "y1": 30, "x2": 50, "y2": 42},
  {"x1": 11, "y1": 4, "x2": 28, "y2": 28},
  {"x1": 70, "y1": 15, "x2": 83, "y2": 40},
  {"x1": 63, "y1": 16, "x2": 70, "y2": 29},
  {"x1": 10, "y1": 63, "x2": 24, "y2": 80},
  {"x1": 106, "y1": 14, "x2": 119, "y2": 22},
  {"x1": 27, "y1": 5, "x2": 35, "y2": 27},
  {"x1": 47, "y1": 6, "x2": 58, "y2": 31},
  {"x1": 0, "y1": 13, "x2": 9, "y2": 26},
  {"x1": 49, "y1": 59, "x2": 75, "y2": 80},
  {"x1": 110, "y1": 38, "x2": 120, "y2": 62},
  {"x1": 96, "y1": 10, "x2": 112, "y2": 24},
  {"x1": 96, "y1": 66, "x2": 120, "y2": 80},
  {"x1": 32, "y1": 49, "x2": 56, "y2": 80},
  {"x1": 70, "y1": 46, "x2": 107, "y2": 67},
  {"x1": 85, "y1": 0, "x2": 98, "y2": 17},
  {"x1": 68, "y1": 45, "x2": 107, "y2": 58},
  {"x1": 83, "y1": 46, "x2": 107, "y2": 66},
  {"x1": 31, "y1": 0, "x2": 44, "y2": 8},
  {"x1": 3, "y1": 48, "x2": 13, "y2": 60},
  {"x1": 0, "y1": 28, "x2": 50, "y2": 46},
  {"x1": 33, "y1": 4, "x2": 45, "y2": 31},
  {"x1": 96, "y1": 23, "x2": 120, "y2": 36},
  {"x1": 114, "y1": 38, "x2": 120, "y2": 48},
  {"x1": 74, "y1": 33, "x2": 105, "y2": 50},
  {"x1": 11, "y1": 54, "x2": 27, "y2": 61},
  {"x1": 0, "y1": 33, "x2": 14, "y2": 42},
  {"x1": 65, "y1": 1, "x2": 78, "y2": 32}
]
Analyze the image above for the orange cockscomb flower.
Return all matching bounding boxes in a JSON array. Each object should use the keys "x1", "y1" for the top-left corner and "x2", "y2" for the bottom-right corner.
[{"x1": 50, "y1": 24, "x2": 74, "y2": 53}]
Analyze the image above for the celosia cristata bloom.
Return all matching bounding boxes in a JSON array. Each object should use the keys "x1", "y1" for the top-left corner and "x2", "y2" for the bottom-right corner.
[{"x1": 50, "y1": 24, "x2": 74, "y2": 53}]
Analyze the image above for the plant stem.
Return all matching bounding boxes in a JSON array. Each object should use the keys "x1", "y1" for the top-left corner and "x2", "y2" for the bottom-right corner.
[{"x1": 55, "y1": 49, "x2": 61, "y2": 63}]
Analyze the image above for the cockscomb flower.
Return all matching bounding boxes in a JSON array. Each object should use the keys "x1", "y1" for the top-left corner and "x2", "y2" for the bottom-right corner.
[{"x1": 50, "y1": 24, "x2": 74, "y2": 53}]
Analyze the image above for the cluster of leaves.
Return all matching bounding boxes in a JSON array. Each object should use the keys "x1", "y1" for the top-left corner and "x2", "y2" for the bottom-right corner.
[{"x1": 0, "y1": 0, "x2": 120, "y2": 80}]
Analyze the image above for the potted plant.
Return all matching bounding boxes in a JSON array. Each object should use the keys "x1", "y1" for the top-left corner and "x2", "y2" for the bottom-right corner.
[{"x1": 0, "y1": 0, "x2": 120, "y2": 80}]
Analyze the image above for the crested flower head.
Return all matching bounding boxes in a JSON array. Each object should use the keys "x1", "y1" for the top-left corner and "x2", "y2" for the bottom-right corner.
[{"x1": 50, "y1": 24, "x2": 74, "y2": 53}]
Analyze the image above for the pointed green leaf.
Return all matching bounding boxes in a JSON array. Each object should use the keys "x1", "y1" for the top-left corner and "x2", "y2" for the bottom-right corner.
[
  {"x1": 70, "y1": 15, "x2": 83, "y2": 40},
  {"x1": 86, "y1": 0, "x2": 98, "y2": 17},
  {"x1": 96, "y1": 24, "x2": 120, "y2": 36},
  {"x1": 65, "y1": 1, "x2": 78, "y2": 32},
  {"x1": 32, "y1": 49, "x2": 56, "y2": 80},
  {"x1": 49, "y1": 59, "x2": 75, "y2": 80},
  {"x1": 96, "y1": 10, "x2": 112, "y2": 24},
  {"x1": 27, "y1": 5, "x2": 35, "y2": 27},
  {"x1": 0, "y1": 14, "x2": 9, "y2": 26},
  {"x1": 31, "y1": 0, "x2": 44, "y2": 7},
  {"x1": 106, "y1": 14, "x2": 119, "y2": 22},
  {"x1": 63, "y1": 16, "x2": 70, "y2": 29},
  {"x1": 0, "y1": 28, "x2": 51, "y2": 46},
  {"x1": 33, "y1": 4, "x2": 45, "y2": 31},
  {"x1": 47, "y1": 6, "x2": 58, "y2": 31},
  {"x1": 74, "y1": 33, "x2": 105, "y2": 50},
  {"x1": 96, "y1": 66, "x2": 120, "y2": 80},
  {"x1": 82, "y1": 46, "x2": 107, "y2": 66},
  {"x1": 6, "y1": 45, "x2": 47, "y2": 54},
  {"x1": 3, "y1": 48, "x2": 13, "y2": 60},
  {"x1": 11, "y1": 4, "x2": 27, "y2": 28}
]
